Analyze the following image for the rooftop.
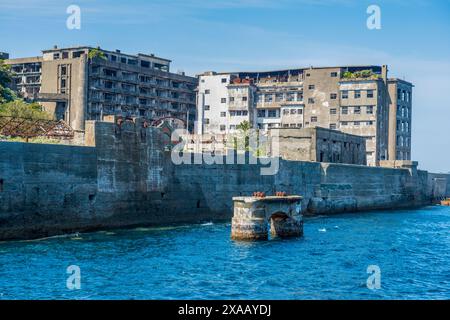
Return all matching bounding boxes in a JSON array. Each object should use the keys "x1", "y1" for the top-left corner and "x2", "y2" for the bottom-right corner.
[{"x1": 42, "y1": 45, "x2": 172, "y2": 63}]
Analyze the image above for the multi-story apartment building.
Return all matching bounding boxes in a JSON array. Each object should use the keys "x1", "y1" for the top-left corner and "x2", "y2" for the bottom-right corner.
[
  {"x1": 387, "y1": 79, "x2": 413, "y2": 162},
  {"x1": 6, "y1": 57, "x2": 42, "y2": 100},
  {"x1": 196, "y1": 65, "x2": 413, "y2": 166},
  {"x1": 5, "y1": 46, "x2": 197, "y2": 132}
]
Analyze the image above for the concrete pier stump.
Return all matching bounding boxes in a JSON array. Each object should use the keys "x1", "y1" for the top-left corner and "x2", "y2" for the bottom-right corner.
[{"x1": 231, "y1": 196, "x2": 303, "y2": 241}]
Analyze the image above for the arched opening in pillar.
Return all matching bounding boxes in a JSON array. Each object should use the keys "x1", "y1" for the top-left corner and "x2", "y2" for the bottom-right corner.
[{"x1": 269, "y1": 212, "x2": 303, "y2": 239}]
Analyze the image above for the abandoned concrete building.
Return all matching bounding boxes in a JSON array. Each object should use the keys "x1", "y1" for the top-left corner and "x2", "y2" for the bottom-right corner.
[
  {"x1": 196, "y1": 65, "x2": 413, "y2": 166},
  {"x1": 270, "y1": 127, "x2": 367, "y2": 165},
  {"x1": 5, "y1": 46, "x2": 198, "y2": 132}
]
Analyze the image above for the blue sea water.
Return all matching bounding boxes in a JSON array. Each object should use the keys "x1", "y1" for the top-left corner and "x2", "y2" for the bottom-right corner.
[{"x1": 0, "y1": 206, "x2": 449, "y2": 300}]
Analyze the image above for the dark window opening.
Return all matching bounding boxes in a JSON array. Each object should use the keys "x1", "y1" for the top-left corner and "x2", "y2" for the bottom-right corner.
[{"x1": 0, "y1": 179, "x2": 3, "y2": 192}]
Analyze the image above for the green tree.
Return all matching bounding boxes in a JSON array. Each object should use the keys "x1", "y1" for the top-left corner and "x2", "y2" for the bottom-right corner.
[
  {"x1": 0, "y1": 59, "x2": 18, "y2": 104},
  {"x1": 88, "y1": 48, "x2": 107, "y2": 60},
  {"x1": 0, "y1": 100, "x2": 53, "y2": 120}
]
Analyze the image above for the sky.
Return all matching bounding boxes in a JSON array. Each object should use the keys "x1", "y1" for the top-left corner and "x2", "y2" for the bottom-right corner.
[{"x1": 0, "y1": 0, "x2": 449, "y2": 172}]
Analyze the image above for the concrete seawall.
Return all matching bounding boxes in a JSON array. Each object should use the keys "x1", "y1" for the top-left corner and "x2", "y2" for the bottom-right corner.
[{"x1": 1, "y1": 120, "x2": 449, "y2": 241}]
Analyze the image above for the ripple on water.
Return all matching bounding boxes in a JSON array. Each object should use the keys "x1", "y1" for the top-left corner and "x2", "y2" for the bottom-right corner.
[{"x1": 0, "y1": 207, "x2": 450, "y2": 299}]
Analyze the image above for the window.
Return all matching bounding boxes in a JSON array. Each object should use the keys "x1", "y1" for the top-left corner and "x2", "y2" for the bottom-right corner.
[
  {"x1": 111, "y1": 55, "x2": 117, "y2": 62},
  {"x1": 330, "y1": 93, "x2": 337, "y2": 100},
  {"x1": 341, "y1": 121, "x2": 348, "y2": 126},
  {"x1": 341, "y1": 107, "x2": 348, "y2": 115},
  {"x1": 297, "y1": 109, "x2": 303, "y2": 114},
  {"x1": 141, "y1": 60, "x2": 150, "y2": 68},
  {"x1": 354, "y1": 91, "x2": 361, "y2": 99},
  {"x1": 265, "y1": 95, "x2": 273, "y2": 103},
  {"x1": 330, "y1": 72, "x2": 338, "y2": 77},
  {"x1": 205, "y1": 118, "x2": 210, "y2": 125},
  {"x1": 230, "y1": 125, "x2": 236, "y2": 130},
  {"x1": 257, "y1": 110, "x2": 266, "y2": 118},
  {"x1": 221, "y1": 78, "x2": 227, "y2": 83},
  {"x1": 62, "y1": 52, "x2": 69, "y2": 59},
  {"x1": 221, "y1": 98, "x2": 227, "y2": 103},
  {"x1": 229, "y1": 97, "x2": 235, "y2": 102},
  {"x1": 286, "y1": 93, "x2": 295, "y2": 102},
  {"x1": 61, "y1": 65, "x2": 67, "y2": 76},
  {"x1": 283, "y1": 109, "x2": 289, "y2": 115},
  {"x1": 72, "y1": 51, "x2": 84, "y2": 58},
  {"x1": 121, "y1": 57, "x2": 127, "y2": 64},
  {"x1": 354, "y1": 106, "x2": 361, "y2": 114},
  {"x1": 220, "y1": 112, "x2": 226, "y2": 117},
  {"x1": 341, "y1": 91, "x2": 349, "y2": 99},
  {"x1": 367, "y1": 90, "x2": 374, "y2": 98},
  {"x1": 220, "y1": 125, "x2": 226, "y2": 131},
  {"x1": 275, "y1": 93, "x2": 284, "y2": 102},
  {"x1": 330, "y1": 123, "x2": 337, "y2": 130},
  {"x1": 268, "y1": 110, "x2": 278, "y2": 118},
  {"x1": 366, "y1": 106, "x2": 374, "y2": 114},
  {"x1": 366, "y1": 121, "x2": 373, "y2": 126},
  {"x1": 354, "y1": 121, "x2": 361, "y2": 126},
  {"x1": 308, "y1": 85, "x2": 315, "y2": 90},
  {"x1": 242, "y1": 96, "x2": 248, "y2": 102},
  {"x1": 204, "y1": 105, "x2": 210, "y2": 111},
  {"x1": 311, "y1": 116, "x2": 317, "y2": 123},
  {"x1": 104, "y1": 81, "x2": 114, "y2": 89},
  {"x1": 290, "y1": 109, "x2": 297, "y2": 115},
  {"x1": 205, "y1": 90, "x2": 210, "y2": 94},
  {"x1": 306, "y1": 73, "x2": 311, "y2": 77},
  {"x1": 53, "y1": 53, "x2": 60, "y2": 60},
  {"x1": 128, "y1": 59, "x2": 138, "y2": 65},
  {"x1": 330, "y1": 108, "x2": 337, "y2": 115},
  {"x1": 308, "y1": 98, "x2": 315, "y2": 104}
]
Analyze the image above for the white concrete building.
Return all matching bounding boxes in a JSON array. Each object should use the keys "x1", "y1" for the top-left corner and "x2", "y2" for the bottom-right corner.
[{"x1": 195, "y1": 66, "x2": 413, "y2": 167}]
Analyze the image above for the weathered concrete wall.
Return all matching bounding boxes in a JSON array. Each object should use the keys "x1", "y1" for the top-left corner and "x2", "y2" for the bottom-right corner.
[
  {"x1": 0, "y1": 120, "x2": 446, "y2": 241},
  {"x1": 0, "y1": 141, "x2": 97, "y2": 240},
  {"x1": 271, "y1": 127, "x2": 366, "y2": 165},
  {"x1": 427, "y1": 173, "x2": 450, "y2": 199}
]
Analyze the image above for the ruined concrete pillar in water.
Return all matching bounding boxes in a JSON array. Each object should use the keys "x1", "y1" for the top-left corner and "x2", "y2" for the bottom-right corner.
[{"x1": 231, "y1": 196, "x2": 303, "y2": 241}]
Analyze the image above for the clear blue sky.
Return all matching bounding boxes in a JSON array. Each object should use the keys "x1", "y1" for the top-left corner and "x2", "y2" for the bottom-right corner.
[{"x1": 1, "y1": 0, "x2": 449, "y2": 172}]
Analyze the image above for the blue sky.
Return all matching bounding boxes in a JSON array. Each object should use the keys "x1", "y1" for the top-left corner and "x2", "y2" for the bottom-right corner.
[{"x1": 1, "y1": 0, "x2": 449, "y2": 172}]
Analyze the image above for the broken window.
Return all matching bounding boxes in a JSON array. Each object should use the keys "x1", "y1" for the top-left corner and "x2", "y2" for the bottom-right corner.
[{"x1": 141, "y1": 60, "x2": 150, "y2": 68}]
